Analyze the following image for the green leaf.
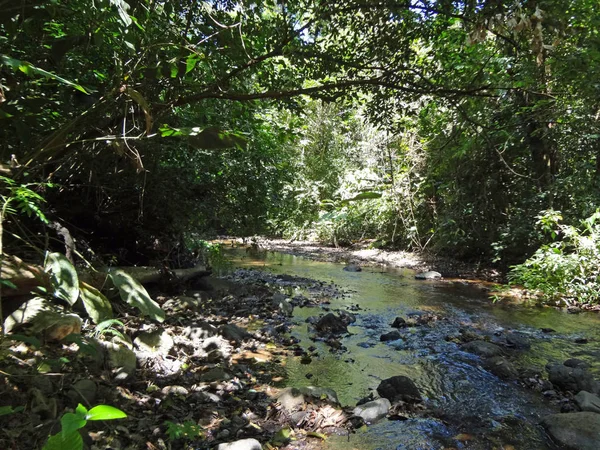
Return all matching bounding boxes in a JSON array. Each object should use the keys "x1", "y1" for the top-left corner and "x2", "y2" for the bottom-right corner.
[
  {"x1": 61, "y1": 412, "x2": 87, "y2": 436},
  {"x1": 79, "y1": 281, "x2": 113, "y2": 324},
  {"x1": 45, "y1": 252, "x2": 79, "y2": 305},
  {"x1": 42, "y1": 430, "x2": 83, "y2": 450},
  {"x1": 341, "y1": 192, "x2": 382, "y2": 205},
  {"x1": 75, "y1": 403, "x2": 88, "y2": 418},
  {"x1": 0, "y1": 406, "x2": 24, "y2": 416},
  {"x1": 8, "y1": 333, "x2": 41, "y2": 348},
  {"x1": 86, "y1": 404, "x2": 127, "y2": 421},
  {"x1": 157, "y1": 125, "x2": 247, "y2": 149},
  {"x1": 108, "y1": 270, "x2": 165, "y2": 322}
]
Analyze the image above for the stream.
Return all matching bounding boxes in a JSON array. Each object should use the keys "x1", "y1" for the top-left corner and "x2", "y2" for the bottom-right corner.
[{"x1": 221, "y1": 248, "x2": 600, "y2": 450}]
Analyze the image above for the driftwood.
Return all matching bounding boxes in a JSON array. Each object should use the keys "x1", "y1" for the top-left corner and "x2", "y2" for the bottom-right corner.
[{"x1": 1, "y1": 256, "x2": 210, "y2": 298}]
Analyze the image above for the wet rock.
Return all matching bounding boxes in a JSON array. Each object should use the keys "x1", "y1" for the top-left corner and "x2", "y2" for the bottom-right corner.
[
  {"x1": 353, "y1": 398, "x2": 391, "y2": 423},
  {"x1": 338, "y1": 310, "x2": 357, "y2": 325},
  {"x1": 217, "y1": 438, "x2": 262, "y2": 450},
  {"x1": 343, "y1": 265, "x2": 362, "y2": 272},
  {"x1": 505, "y1": 332, "x2": 531, "y2": 349},
  {"x1": 547, "y1": 363, "x2": 600, "y2": 394},
  {"x1": 541, "y1": 328, "x2": 556, "y2": 333},
  {"x1": 575, "y1": 391, "x2": 600, "y2": 414},
  {"x1": 414, "y1": 271, "x2": 441, "y2": 280},
  {"x1": 391, "y1": 317, "x2": 407, "y2": 328},
  {"x1": 380, "y1": 330, "x2": 402, "y2": 342},
  {"x1": 377, "y1": 375, "x2": 422, "y2": 403},
  {"x1": 272, "y1": 293, "x2": 293, "y2": 316},
  {"x1": 462, "y1": 340, "x2": 504, "y2": 358},
  {"x1": 314, "y1": 313, "x2": 348, "y2": 335},
  {"x1": 102, "y1": 340, "x2": 137, "y2": 380},
  {"x1": 200, "y1": 367, "x2": 232, "y2": 382},
  {"x1": 134, "y1": 329, "x2": 174, "y2": 356},
  {"x1": 219, "y1": 324, "x2": 252, "y2": 343},
  {"x1": 277, "y1": 386, "x2": 339, "y2": 413},
  {"x1": 67, "y1": 379, "x2": 97, "y2": 405},
  {"x1": 542, "y1": 412, "x2": 600, "y2": 450},
  {"x1": 575, "y1": 338, "x2": 589, "y2": 344},
  {"x1": 483, "y1": 356, "x2": 518, "y2": 379},
  {"x1": 565, "y1": 359, "x2": 590, "y2": 369}
]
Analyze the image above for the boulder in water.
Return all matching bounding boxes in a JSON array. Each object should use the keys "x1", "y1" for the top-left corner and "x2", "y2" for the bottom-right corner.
[
  {"x1": 414, "y1": 271, "x2": 441, "y2": 280},
  {"x1": 377, "y1": 375, "x2": 422, "y2": 403},
  {"x1": 462, "y1": 340, "x2": 504, "y2": 358},
  {"x1": 542, "y1": 412, "x2": 600, "y2": 450},
  {"x1": 343, "y1": 265, "x2": 362, "y2": 272},
  {"x1": 483, "y1": 356, "x2": 518, "y2": 379},
  {"x1": 575, "y1": 391, "x2": 600, "y2": 414},
  {"x1": 547, "y1": 363, "x2": 600, "y2": 394},
  {"x1": 314, "y1": 312, "x2": 348, "y2": 334},
  {"x1": 353, "y1": 398, "x2": 391, "y2": 423},
  {"x1": 380, "y1": 330, "x2": 402, "y2": 342},
  {"x1": 391, "y1": 317, "x2": 407, "y2": 328}
]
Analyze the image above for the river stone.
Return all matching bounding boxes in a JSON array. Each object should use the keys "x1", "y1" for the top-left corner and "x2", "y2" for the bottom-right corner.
[
  {"x1": 542, "y1": 412, "x2": 600, "y2": 450},
  {"x1": 343, "y1": 265, "x2": 362, "y2": 272},
  {"x1": 102, "y1": 341, "x2": 137, "y2": 380},
  {"x1": 575, "y1": 391, "x2": 600, "y2": 414},
  {"x1": 216, "y1": 438, "x2": 262, "y2": 450},
  {"x1": 314, "y1": 313, "x2": 348, "y2": 334},
  {"x1": 277, "y1": 386, "x2": 339, "y2": 412},
  {"x1": 219, "y1": 324, "x2": 252, "y2": 343},
  {"x1": 506, "y1": 332, "x2": 531, "y2": 349},
  {"x1": 547, "y1": 363, "x2": 600, "y2": 394},
  {"x1": 377, "y1": 375, "x2": 422, "y2": 403},
  {"x1": 338, "y1": 310, "x2": 357, "y2": 325},
  {"x1": 380, "y1": 330, "x2": 402, "y2": 342},
  {"x1": 462, "y1": 340, "x2": 504, "y2": 358},
  {"x1": 391, "y1": 317, "x2": 407, "y2": 328},
  {"x1": 272, "y1": 294, "x2": 294, "y2": 316},
  {"x1": 134, "y1": 329, "x2": 174, "y2": 355},
  {"x1": 483, "y1": 356, "x2": 518, "y2": 379},
  {"x1": 353, "y1": 398, "x2": 391, "y2": 423},
  {"x1": 414, "y1": 271, "x2": 441, "y2": 280},
  {"x1": 565, "y1": 359, "x2": 590, "y2": 369}
]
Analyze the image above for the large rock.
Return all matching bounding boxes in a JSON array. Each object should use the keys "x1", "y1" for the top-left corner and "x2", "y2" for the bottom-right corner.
[
  {"x1": 277, "y1": 386, "x2": 340, "y2": 413},
  {"x1": 547, "y1": 363, "x2": 600, "y2": 394},
  {"x1": 414, "y1": 271, "x2": 441, "y2": 280},
  {"x1": 219, "y1": 324, "x2": 252, "y2": 343},
  {"x1": 272, "y1": 293, "x2": 294, "y2": 316},
  {"x1": 505, "y1": 332, "x2": 531, "y2": 349},
  {"x1": 462, "y1": 340, "x2": 504, "y2": 358},
  {"x1": 542, "y1": 412, "x2": 600, "y2": 450},
  {"x1": 377, "y1": 375, "x2": 422, "y2": 403},
  {"x1": 343, "y1": 265, "x2": 362, "y2": 272},
  {"x1": 134, "y1": 329, "x2": 174, "y2": 355},
  {"x1": 380, "y1": 330, "x2": 402, "y2": 342},
  {"x1": 314, "y1": 313, "x2": 348, "y2": 335},
  {"x1": 391, "y1": 317, "x2": 407, "y2": 328},
  {"x1": 216, "y1": 438, "x2": 262, "y2": 450},
  {"x1": 575, "y1": 391, "x2": 600, "y2": 414},
  {"x1": 183, "y1": 322, "x2": 218, "y2": 340},
  {"x1": 353, "y1": 398, "x2": 391, "y2": 423},
  {"x1": 102, "y1": 341, "x2": 137, "y2": 380},
  {"x1": 483, "y1": 356, "x2": 518, "y2": 379}
]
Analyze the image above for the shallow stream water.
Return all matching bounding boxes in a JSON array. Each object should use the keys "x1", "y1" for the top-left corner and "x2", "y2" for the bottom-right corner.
[{"x1": 222, "y1": 248, "x2": 600, "y2": 450}]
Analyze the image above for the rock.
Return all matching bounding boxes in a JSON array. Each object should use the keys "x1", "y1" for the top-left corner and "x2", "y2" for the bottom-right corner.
[
  {"x1": 462, "y1": 341, "x2": 504, "y2": 358},
  {"x1": 46, "y1": 314, "x2": 83, "y2": 341},
  {"x1": 338, "y1": 310, "x2": 356, "y2": 325},
  {"x1": 414, "y1": 271, "x2": 441, "y2": 280},
  {"x1": 277, "y1": 388, "x2": 305, "y2": 412},
  {"x1": 547, "y1": 363, "x2": 600, "y2": 394},
  {"x1": 300, "y1": 386, "x2": 339, "y2": 405},
  {"x1": 217, "y1": 438, "x2": 262, "y2": 450},
  {"x1": 272, "y1": 293, "x2": 293, "y2": 316},
  {"x1": 575, "y1": 338, "x2": 589, "y2": 344},
  {"x1": 277, "y1": 386, "x2": 340, "y2": 412},
  {"x1": 67, "y1": 379, "x2": 97, "y2": 405},
  {"x1": 391, "y1": 317, "x2": 407, "y2": 328},
  {"x1": 483, "y1": 356, "x2": 518, "y2": 379},
  {"x1": 343, "y1": 265, "x2": 362, "y2": 272},
  {"x1": 541, "y1": 328, "x2": 556, "y2": 333},
  {"x1": 542, "y1": 412, "x2": 600, "y2": 450},
  {"x1": 505, "y1": 332, "x2": 531, "y2": 349},
  {"x1": 219, "y1": 324, "x2": 252, "y2": 343},
  {"x1": 161, "y1": 385, "x2": 189, "y2": 396},
  {"x1": 565, "y1": 359, "x2": 590, "y2": 369},
  {"x1": 380, "y1": 330, "x2": 402, "y2": 342},
  {"x1": 200, "y1": 367, "x2": 232, "y2": 382},
  {"x1": 377, "y1": 375, "x2": 422, "y2": 403},
  {"x1": 314, "y1": 313, "x2": 348, "y2": 335},
  {"x1": 102, "y1": 340, "x2": 137, "y2": 380},
  {"x1": 183, "y1": 322, "x2": 218, "y2": 340},
  {"x1": 353, "y1": 398, "x2": 391, "y2": 423},
  {"x1": 134, "y1": 329, "x2": 174, "y2": 355},
  {"x1": 575, "y1": 391, "x2": 600, "y2": 414}
]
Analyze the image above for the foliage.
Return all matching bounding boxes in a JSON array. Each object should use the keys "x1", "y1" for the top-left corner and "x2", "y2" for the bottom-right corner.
[
  {"x1": 42, "y1": 403, "x2": 126, "y2": 450},
  {"x1": 509, "y1": 210, "x2": 600, "y2": 305},
  {"x1": 108, "y1": 269, "x2": 165, "y2": 322},
  {"x1": 164, "y1": 420, "x2": 203, "y2": 442}
]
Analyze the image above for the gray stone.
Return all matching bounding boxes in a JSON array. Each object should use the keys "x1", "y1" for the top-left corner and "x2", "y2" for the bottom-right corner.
[
  {"x1": 161, "y1": 385, "x2": 189, "y2": 396},
  {"x1": 542, "y1": 412, "x2": 600, "y2": 450},
  {"x1": 547, "y1": 363, "x2": 600, "y2": 394},
  {"x1": 183, "y1": 322, "x2": 218, "y2": 340},
  {"x1": 298, "y1": 386, "x2": 339, "y2": 405},
  {"x1": 377, "y1": 375, "x2": 422, "y2": 403},
  {"x1": 272, "y1": 294, "x2": 293, "y2": 316},
  {"x1": 314, "y1": 313, "x2": 348, "y2": 335},
  {"x1": 380, "y1": 330, "x2": 402, "y2": 342},
  {"x1": 343, "y1": 265, "x2": 362, "y2": 272},
  {"x1": 219, "y1": 324, "x2": 252, "y2": 343},
  {"x1": 506, "y1": 332, "x2": 531, "y2": 349},
  {"x1": 134, "y1": 329, "x2": 174, "y2": 355},
  {"x1": 483, "y1": 356, "x2": 518, "y2": 379},
  {"x1": 575, "y1": 391, "x2": 600, "y2": 414},
  {"x1": 414, "y1": 271, "x2": 441, "y2": 280},
  {"x1": 565, "y1": 359, "x2": 590, "y2": 369},
  {"x1": 277, "y1": 388, "x2": 305, "y2": 412},
  {"x1": 462, "y1": 340, "x2": 504, "y2": 358},
  {"x1": 67, "y1": 379, "x2": 97, "y2": 405},
  {"x1": 391, "y1": 317, "x2": 407, "y2": 328},
  {"x1": 102, "y1": 340, "x2": 137, "y2": 380},
  {"x1": 277, "y1": 386, "x2": 340, "y2": 413},
  {"x1": 353, "y1": 398, "x2": 391, "y2": 423},
  {"x1": 338, "y1": 310, "x2": 356, "y2": 325},
  {"x1": 200, "y1": 367, "x2": 232, "y2": 382},
  {"x1": 216, "y1": 438, "x2": 262, "y2": 450}
]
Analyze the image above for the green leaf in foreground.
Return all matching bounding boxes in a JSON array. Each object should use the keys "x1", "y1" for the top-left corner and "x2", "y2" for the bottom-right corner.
[
  {"x1": 86, "y1": 404, "x2": 127, "y2": 421},
  {"x1": 60, "y1": 412, "x2": 86, "y2": 436},
  {"x1": 42, "y1": 430, "x2": 83, "y2": 450}
]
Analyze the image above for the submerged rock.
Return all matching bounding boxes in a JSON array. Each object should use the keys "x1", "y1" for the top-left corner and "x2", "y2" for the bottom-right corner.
[
  {"x1": 483, "y1": 356, "x2": 518, "y2": 380},
  {"x1": 377, "y1": 375, "x2": 422, "y2": 403},
  {"x1": 343, "y1": 265, "x2": 362, "y2": 272},
  {"x1": 542, "y1": 412, "x2": 600, "y2": 450},
  {"x1": 414, "y1": 271, "x2": 441, "y2": 280},
  {"x1": 505, "y1": 332, "x2": 531, "y2": 349},
  {"x1": 380, "y1": 330, "x2": 402, "y2": 342},
  {"x1": 353, "y1": 398, "x2": 391, "y2": 423},
  {"x1": 462, "y1": 340, "x2": 504, "y2": 358},
  {"x1": 217, "y1": 438, "x2": 262, "y2": 450},
  {"x1": 575, "y1": 391, "x2": 600, "y2": 414},
  {"x1": 314, "y1": 313, "x2": 348, "y2": 334}
]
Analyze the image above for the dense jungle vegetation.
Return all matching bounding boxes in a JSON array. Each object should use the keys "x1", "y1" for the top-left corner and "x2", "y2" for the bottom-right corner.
[{"x1": 1, "y1": 0, "x2": 600, "y2": 300}]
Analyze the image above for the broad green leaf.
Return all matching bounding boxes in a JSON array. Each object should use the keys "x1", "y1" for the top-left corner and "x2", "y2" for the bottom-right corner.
[
  {"x1": 45, "y1": 252, "x2": 79, "y2": 305},
  {"x1": 42, "y1": 430, "x2": 83, "y2": 450},
  {"x1": 79, "y1": 281, "x2": 113, "y2": 324},
  {"x1": 4, "y1": 297, "x2": 53, "y2": 334},
  {"x1": 109, "y1": 270, "x2": 165, "y2": 322},
  {"x1": 8, "y1": 333, "x2": 41, "y2": 348},
  {"x1": 95, "y1": 319, "x2": 124, "y2": 334},
  {"x1": 60, "y1": 412, "x2": 87, "y2": 436},
  {"x1": 75, "y1": 403, "x2": 88, "y2": 418},
  {"x1": 86, "y1": 404, "x2": 127, "y2": 421},
  {"x1": 0, "y1": 406, "x2": 23, "y2": 416}
]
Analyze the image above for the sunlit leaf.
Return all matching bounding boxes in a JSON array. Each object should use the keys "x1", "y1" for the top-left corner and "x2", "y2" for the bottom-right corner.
[
  {"x1": 45, "y1": 252, "x2": 79, "y2": 305},
  {"x1": 86, "y1": 404, "x2": 127, "y2": 421},
  {"x1": 79, "y1": 281, "x2": 113, "y2": 324},
  {"x1": 108, "y1": 270, "x2": 165, "y2": 322}
]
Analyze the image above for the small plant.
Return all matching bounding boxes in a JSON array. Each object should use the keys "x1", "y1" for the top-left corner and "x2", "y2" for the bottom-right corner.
[
  {"x1": 43, "y1": 403, "x2": 126, "y2": 450},
  {"x1": 93, "y1": 319, "x2": 125, "y2": 340},
  {"x1": 164, "y1": 420, "x2": 204, "y2": 442}
]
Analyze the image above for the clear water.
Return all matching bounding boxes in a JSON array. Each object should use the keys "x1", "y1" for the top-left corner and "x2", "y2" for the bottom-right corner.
[{"x1": 222, "y1": 248, "x2": 600, "y2": 449}]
